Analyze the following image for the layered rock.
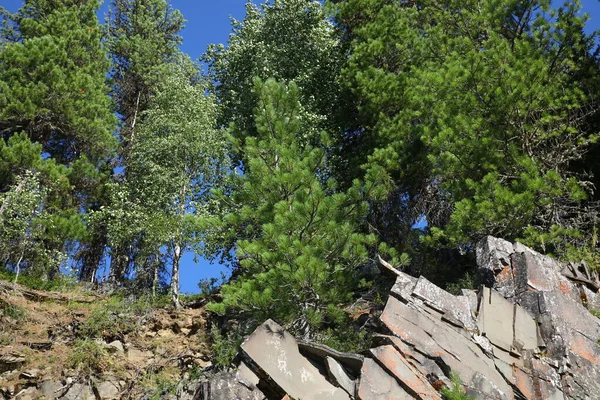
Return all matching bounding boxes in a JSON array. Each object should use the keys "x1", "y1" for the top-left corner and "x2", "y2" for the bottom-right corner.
[{"x1": 199, "y1": 236, "x2": 600, "y2": 400}]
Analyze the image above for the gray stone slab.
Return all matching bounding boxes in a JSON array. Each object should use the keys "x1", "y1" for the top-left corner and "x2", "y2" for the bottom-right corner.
[
  {"x1": 411, "y1": 277, "x2": 476, "y2": 330},
  {"x1": 199, "y1": 371, "x2": 266, "y2": 400},
  {"x1": 469, "y1": 372, "x2": 511, "y2": 400},
  {"x1": 541, "y1": 290, "x2": 600, "y2": 348},
  {"x1": 382, "y1": 296, "x2": 512, "y2": 399},
  {"x1": 297, "y1": 340, "x2": 364, "y2": 376},
  {"x1": 514, "y1": 306, "x2": 538, "y2": 351},
  {"x1": 381, "y1": 296, "x2": 448, "y2": 356},
  {"x1": 370, "y1": 346, "x2": 441, "y2": 400},
  {"x1": 325, "y1": 357, "x2": 356, "y2": 397},
  {"x1": 492, "y1": 356, "x2": 513, "y2": 382},
  {"x1": 582, "y1": 285, "x2": 600, "y2": 312},
  {"x1": 357, "y1": 358, "x2": 412, "y2": 400},
  {"x1": 461, "y1": 289, "x2": 479, "y2": 314},
  {"x1": 39, "y1": 380, "x2": 63, "y2": 398},
  {"x1": 94, "y1": 380, "x2": 120, "y2": 399},
  {"x1": 237, "y1": 361, "x2": 260, "y2": 388},
  {"x1": 373, "y1": 335, "x2": 446, "y2": 380},
  {"x1": 477, "y1": 287, "x2": 514, "y2": 352},
  {"x1": 59, "y1": 383, "x2": 95, "y2": 400},
  {"x1": 240, "y1": 319, "x2": 349, "y2": 400},
  {"x1": 476, "y1": 236, "x2": 516, "y2": 297},
  {"x1": 390, "y1": 272, "x2": 418, "y2": 302},
  {"x1": 512, "y1": 251, "x2": 559, "y2": 293}
]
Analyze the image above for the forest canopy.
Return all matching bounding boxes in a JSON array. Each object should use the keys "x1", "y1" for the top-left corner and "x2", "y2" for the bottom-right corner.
[{"x1": 0, "y1": 0, "x2": 599, "y2": 338}]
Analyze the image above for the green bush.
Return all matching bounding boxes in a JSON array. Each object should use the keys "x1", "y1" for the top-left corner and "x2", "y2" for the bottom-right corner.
[
  {"x1": 0, "y1": 333, "x2": 13, "y2": 345},
  {"x1": 0, "y1": 298, "x2": 26, "y2": 320},
  {"x1": 0, "y1": 267, "x2": 77, "y2": 292},
  {"x1": 210, "y1": 325, "x2": 242, "y2": 368},
  {"x1": 78, "y1": 295, "x2": 165, "y2": 340},
  {"x1": 321, "y1": 325, "x2": 372, "y2": 354},
  {"x1": 445, "y1": 272, "x2": 477, "y2": 296},
  {"x1": 441, "y1": 372, "x2": 474, "y2": 400},
  {"x1": 141, "y1": 371, "x2": 177, "y2": 400},
  {"x1": 69, "y1": 339, "x2": 108, "y2": 376}
]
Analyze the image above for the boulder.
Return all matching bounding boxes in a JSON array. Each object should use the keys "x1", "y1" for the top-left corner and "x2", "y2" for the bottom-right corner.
[
  {"x1": 105, "y1": 340, "x2": 124, "y2": 355},
  {"x1": 14, "y1": 387, "x2": 42, "y2": 400},
  {"x1": 0, "y1": 352, "x2": 25, "y2": 374},
  {"x1": 297, "y1": 340, "x2": 364, "y2": 376},
  {"x1": 240, "y1": 319, "x2": 350, "y2": 400},
  {"x1": 193, "y1": 371, "x2": 265, "y2": 400},
  {"x1": 189, "y1": 235, "x2": 600, "y2": 400},
  {"x1": 126, "y1": 347, "x2": 153, "y2": 365},
  {"x1": 38, "y1": 380, "x2": 63, "y2": 398},
  {"x1": 94, "y1": 380, "x2": 120, "y2": 399},
  {"x1": 358, "y1": 358, "x2": 411, "y2": 399},
  {"x1": 370, "y1": 345, "x2": 441, "y2": 400},
  {"x1": 59, "y1": 383, "x2": 95, "y2": 400},
  {"x1": 477, "y1": 236, "x2": 600, "y2": 399}
]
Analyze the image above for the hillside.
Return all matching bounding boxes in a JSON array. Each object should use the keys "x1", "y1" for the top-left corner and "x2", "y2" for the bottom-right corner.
[
  {"x1": 2, "y1": 236, "x2": 600, "y2": 400},
  {"x1": 0, "y1": 282, "x2": 209, "y2": 399},
  {"x1": 1, "y1": 0, "x2": 600, "y2": 398}
]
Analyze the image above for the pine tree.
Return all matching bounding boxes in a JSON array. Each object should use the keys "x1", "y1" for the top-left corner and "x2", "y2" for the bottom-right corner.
[
  {"x1": 0, "y1": 0, "x2": 116, "y2": 280},
  {"x1": 0, "y1": 0, "x2": 116, "y2": 163},
  {"x1": 334, "y1": 0, "x2": 600, "y2": 263},
  {"x1": 106, "y1": 0, "x2": 184, "y2": 158},
  {"x1": 208, "y1": 79, "x2": 398, "y2": 337}
]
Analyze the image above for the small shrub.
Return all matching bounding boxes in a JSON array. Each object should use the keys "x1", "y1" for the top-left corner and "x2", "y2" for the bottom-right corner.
[
  {"x1": 141, "y1": 371, "x2": 177, "y2": 400},
  {"x1": 0, "y1": 299, "x2": 26, "y2": 320},
  {"x1": 441, "y1": 372, "x2": 474, "y2": 400},
  {"x1": 0, "y1": 267, "x2": 77, "y2": 292},
  {"x1": 0, "y1": 333, "x2": 12, "y2": 345},
  {"x1": 210, "y1": 325, "x2": 242, "y2": 368},
  {"x1": 188, "y1": 364, "x2": 204, "y2": 381},
  {"x1": 198, "y1": 276, "x2": 221, "y2": 296},
  {"x1": 69, "y1": 339, "x2": 108, "y2": 376},
  {"x1": 79, "y1": 295, "x2": 164, "y2": 340},
  {"x1": 446, "y1": 272, "x2": 477, "y2": 296},
  {"x1": 590, "y1": 309, "x2": 600, "y2": 319},
  {"x1": 79, "y1": 302, "x2": 134, "y2": 339}
]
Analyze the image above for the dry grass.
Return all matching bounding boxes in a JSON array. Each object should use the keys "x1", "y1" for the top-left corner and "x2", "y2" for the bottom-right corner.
[{"x1": 0, "y1": 281, "x2": 209, "y2": 397}]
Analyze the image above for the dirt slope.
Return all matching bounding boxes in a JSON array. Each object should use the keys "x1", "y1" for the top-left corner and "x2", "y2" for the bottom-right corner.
[{"x1": 0, "y1": 281, "x2": 210, "y2": 399}]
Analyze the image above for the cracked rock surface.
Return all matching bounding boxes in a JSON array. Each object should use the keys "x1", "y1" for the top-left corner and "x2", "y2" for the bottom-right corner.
[{"x1": 198, "y1": 236, "x2": 600, "y2": 400}]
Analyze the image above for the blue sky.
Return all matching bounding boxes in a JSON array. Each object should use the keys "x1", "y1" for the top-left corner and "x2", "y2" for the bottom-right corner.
[{"x1": 1, "y1": 0, "x2": 600, "y2": 293}]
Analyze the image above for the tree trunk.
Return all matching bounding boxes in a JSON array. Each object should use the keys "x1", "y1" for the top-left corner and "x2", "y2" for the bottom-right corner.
[
  {"x1": 13, "y1": 247, "x2": 25, "y2": 287},
  {"x1": 171, "y1": 243, "x2": 181, "y2": 308},
  {"x1": 79, "y1": 228, "x2": 107, "y2": 283},
  {"x1": 108, "y1": 247, "x2": 128, "y2": 286},
  {"x1": 152, "y1": 255, "x2": 159, "y2": 299}
]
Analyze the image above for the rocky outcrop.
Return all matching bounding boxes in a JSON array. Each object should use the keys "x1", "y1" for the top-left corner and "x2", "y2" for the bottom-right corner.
[
  {"x1": 475, "y1": 237, "x2": 600, "y2": 399},
  {"x1": 200, "y1": 236, "x2": 600, "y2": 400},
  {"x1": 3, "y1": 236, "x2": 598, "y2": 399}
]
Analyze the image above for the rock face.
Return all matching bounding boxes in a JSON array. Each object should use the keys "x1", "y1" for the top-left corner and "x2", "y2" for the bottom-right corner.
[
  {"x1": 204, "y1": 236, "x2": 600, "y2": 400},
  {"x1": 241, "y1": 319, "x2": 350, "y2": 400},
  {"x1": 476, "y1": 237, "x2": 600, "y2": 399}
]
